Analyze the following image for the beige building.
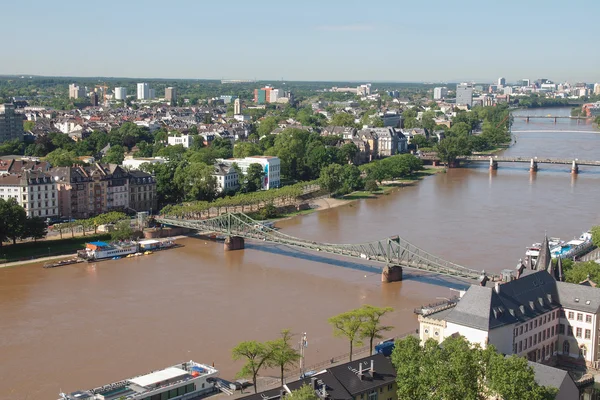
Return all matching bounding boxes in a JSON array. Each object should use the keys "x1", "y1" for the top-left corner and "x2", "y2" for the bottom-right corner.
[{"x1": 0, "y1": 171, "x2": 58, "y2": 218}]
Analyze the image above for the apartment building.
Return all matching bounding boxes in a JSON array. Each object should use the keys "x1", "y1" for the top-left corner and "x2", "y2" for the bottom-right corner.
[
  {"x1": 216, "y1": 156, "x2": 280, "y2": 190},
  {"x1": 0, "y1": 171, "x2": 58, "y2": 218},
  {"x1": 128, "y1": 170, "x2": 157, "y2": 213},
  {"x1": 0, "y1": 104, "x2": 25, "y2": 143}
]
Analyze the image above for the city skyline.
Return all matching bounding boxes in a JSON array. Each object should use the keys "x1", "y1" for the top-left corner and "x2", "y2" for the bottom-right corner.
[{"x1": 3, "y1": 0, "x2": 600, "y2": 82}]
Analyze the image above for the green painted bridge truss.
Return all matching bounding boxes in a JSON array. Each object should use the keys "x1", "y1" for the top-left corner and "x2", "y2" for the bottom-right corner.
[{"x1": 156, "y1": 213, "x2": 489, "y2": 281}]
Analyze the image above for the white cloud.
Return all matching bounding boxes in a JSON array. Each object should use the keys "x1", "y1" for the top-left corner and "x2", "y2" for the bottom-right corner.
[{"x1": 315, "y1": 24, "x2": 374, "y2": 32}]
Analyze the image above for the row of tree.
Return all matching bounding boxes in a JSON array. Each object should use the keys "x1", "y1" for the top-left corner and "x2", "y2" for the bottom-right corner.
[
  {"x1": 392, "y1": 335, "x2": 557, "y2": 400},
  {"x1": 0, "y1": 199, "x2": 47, "y2": 246},
  {"x1": 52, "y1": 211, "x2": 128, "y2": 238},
  {"x1": 160, "y1": 181, "x2": 317, "y2": 218}
]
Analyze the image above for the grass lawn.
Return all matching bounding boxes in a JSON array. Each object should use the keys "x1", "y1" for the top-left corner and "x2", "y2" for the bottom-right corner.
[{"x1": 0, "y1": 234, "x2": 110, "y2": 263}]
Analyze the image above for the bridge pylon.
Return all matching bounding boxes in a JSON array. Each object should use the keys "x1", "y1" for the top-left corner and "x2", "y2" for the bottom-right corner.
[
  {"x1": 224, "y1": 236, "x2": 245, "y2": 251},
  {"x1": 489, "y1": 157, "x2": 498, "y2": 171},
  {"x1": 530, "y1": 159, "x2": 538, "y2": 172},
  {"x1": 382, "y1": 265, "x2": 403, "y2": 283},
  {"x1": 571, "y1": 160, "x2": 579, "y2": 175}
]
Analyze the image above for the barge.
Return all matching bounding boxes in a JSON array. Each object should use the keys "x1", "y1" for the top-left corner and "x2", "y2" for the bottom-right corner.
[{"x1": 59, "y1": 360, "x2": 219, "y2": 400}]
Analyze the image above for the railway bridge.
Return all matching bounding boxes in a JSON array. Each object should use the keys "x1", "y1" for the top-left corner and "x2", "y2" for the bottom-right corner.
[{"x1": 156, "y1": 213, "x2": 495, "y2": 284}]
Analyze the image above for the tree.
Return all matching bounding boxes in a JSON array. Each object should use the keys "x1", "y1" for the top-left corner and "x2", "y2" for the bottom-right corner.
[
  {"x1": 328, "y1": 309, "x2": 365, "y2": 361},
  {"x1": 231, "y1": 341, "x2": 274, "y2": 394},
  {"x1": 103, "y1": 144, "x2": 126, "y2": 164},
  {"x1": 4, "y1": 199, "x2": 27, "y2": 244},
  {"x1": 234, "y1": 142, "x2": 262, "y2": 159},
  {"x1": 258, "y1": 116, "x2": 279, "y2": 137},
  {"x1": 46, "y1": 148, "x2": 79, "y2": 167},
  {"x1": 340, "y1": 164, "x2": 363, "y2": 194},
  {"x1": 244, "y1": 163, "x2": 265, "y2": 192},
  {"x1": 364, "y1": 179, "x2": 379, "y2": 192},
  {"x1": 391, "y1": 336, "x2": 558, "y2": 400},
  {"x1": 23, "y1": 120, "x2": 35, "y2": 131},
  {"x1": 434, "y1": 136, "x2": 471, "y2": 166},
  {"x1": 269, "y1": 329, "x2": 301, "y2": 385},
  {"x1": 330, "y1": 112, "x2": 357, "y2": 128},
  {"x1": 23, "y1": 217, "x2": 48, "y2": 241},
  {"x1": 319, "y1": 164, "x2": 343, "y2": 194},
  {"x1": 411, "y1": 134, "x2": 429, "y2": 149},
  {"x1": 174, "y1": 162, "x2": 218, "y2": 202},
  {"x1": 288, "y1": 384, "x2": 319, "y2": 400},
  {"x1": 339, "y1": 142, "x2": 359, "y2": 164},
  {"x1": 110, "y1": 219, "x2": 134, "y2": 241},
  {"x1": 358, "y1": 305, "x2": 394, "y2": 354},
  {"x1": 591, "y1": 225, "x2": 600, "y2": 248},
  {"x1": 564, "y1": 260, "x2": 600, "y2": 284}
]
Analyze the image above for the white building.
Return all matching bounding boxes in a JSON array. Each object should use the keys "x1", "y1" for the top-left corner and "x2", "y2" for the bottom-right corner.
[
  {"x1": 433, "y1": 87, "x2": 448, "y2": 100},
  {"x1": 0, "y1": 171, "x2": 58, "y2": 218},
  {"x1": 594, "y1": 83, "x2": 600, "y2": 96},
  {"x1": 68, "y1": 84, "x2": 85, "y2": 99},
  {"x1": 418, "y1": 269, "x2": 600, "y2": 368},
  {"x1": 497, "y1": 77, "x2": 506, "y2": 87},
  {"x1": 503, "y1": 86, "x2": 513, "y2": 95},
  {"x1": 269, "y1": 89, "x2": 283, "y2": 103},
  {"x1": 137, "y1": 83, "x2": 149, "y2": 100},
  {"x1": 114, "y1": 87, "x2": 127, "y2": 100},
  {"x1": 213, "y1": 163, "x2": 239, "y2": 193},
  {"x1": 122, "y1": 156, "x2": 166, "y2": 170},
  {"x1": 217, "y1": 156, "x2": 280, "y2": 190},
  {"x1": 167, "y1": 134, "x2": 195, "y2": 148},
  {"x1": 456, "y1": 83, "x2": 473, "y2": 107},
  {"x1": 234, "y1": 98, "x2": 241, "y2": 115}
]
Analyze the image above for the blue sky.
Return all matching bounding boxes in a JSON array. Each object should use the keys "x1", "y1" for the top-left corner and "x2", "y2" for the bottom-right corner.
[{"x1": 4, "y1": 0, "x2": 599, "y2": 83}]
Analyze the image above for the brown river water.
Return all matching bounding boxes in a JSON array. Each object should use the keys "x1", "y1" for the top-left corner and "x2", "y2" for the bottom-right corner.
[{"x1": 1, "y1": 108, "x2": 600, "y2": 399}]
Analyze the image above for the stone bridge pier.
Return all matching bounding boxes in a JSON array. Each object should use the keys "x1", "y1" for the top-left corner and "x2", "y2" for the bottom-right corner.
[
  {"x1": 571, "y1": 160, "x2": 579, "y2": 175},
  {"x1": 224, "y1": 236, "x2": 245, "y2": 251},
  {"x1": 530, "y1": 159, "x2": 538, "y2": 172},
  {"x1": 489, "y1": 157, "x2": 498, "y2": 171},
  {"x1": 382, "y1": 265, "x2": 403, "y2": 283}
]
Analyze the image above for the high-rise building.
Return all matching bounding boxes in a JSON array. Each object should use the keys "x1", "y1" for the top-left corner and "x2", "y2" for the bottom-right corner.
[
  {"x1": 594, "y1": 83, "x2": 600, "y2": 95},
  {"x1": 90, "y1": 92, "x2": 99, "y2": 107},
  {"x1": 137, "y1": 83, "x2": 149, "y2": 100},
  {"x1": 234, "y1": 98, "x2": 241, "y2": 115},
  {"x1": 165, "y1": 87, "x2": 177, "y2": 104},
  {"x1": 148, "y1": 89, "x2": 156, "y2": 100},
  {"x1": 455, "y1": 83, "x2": 473, "y2": 107},
  {"x1": 269, "y1": 89, "x2": 283, "y2": 103},
  {"x1": 521, "y1": 79, "x2": 530, "y2": 87},
  {"x1": 433, "y1": 87, "x2": 448, "y2": 100},
  {"x1": 114, "y1": 87, "x2": 127, "y2": 100},
  {"x1": 0, "y1": 104, "x2": 24, "y2": 143},
  {"x1": 497, "y1": 77, "x2": 506, "y2": 87},
  {"x1": 68, "y1": 84, "x2": 85, "y2": 99}
]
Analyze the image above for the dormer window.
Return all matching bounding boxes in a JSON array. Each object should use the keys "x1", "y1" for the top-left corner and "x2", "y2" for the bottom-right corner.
[
  {"x1": 586, "y1": 300, "x2": 591, "y2": 305},
  {"x1": 575, "y1": 298, "x2": 580, "y2": 303}
]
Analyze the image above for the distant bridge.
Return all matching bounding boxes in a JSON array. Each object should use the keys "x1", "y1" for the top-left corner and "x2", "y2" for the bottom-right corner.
[
  {"x1": 420, "y1": 155, "x2": 599, "y2": 172},
  {"x1": 511, "y1": 130, "x2": 596, "y2": 134},
  {"x1": 156, "y1": 213, "x2": 492, "y2": 282},
  {"x1": 518, "y1": 115, "x2": 593, "y2": 123}
]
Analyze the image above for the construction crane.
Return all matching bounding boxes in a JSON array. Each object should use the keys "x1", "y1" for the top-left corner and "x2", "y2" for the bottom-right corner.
[{"x1": 94, "y1": 83, "x2": 109, "y2": 107}]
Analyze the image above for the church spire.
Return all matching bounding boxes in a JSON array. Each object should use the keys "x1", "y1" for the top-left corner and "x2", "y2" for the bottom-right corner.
[{"x1": 537, "y1": 233, "x2": 552, "y2": 271}]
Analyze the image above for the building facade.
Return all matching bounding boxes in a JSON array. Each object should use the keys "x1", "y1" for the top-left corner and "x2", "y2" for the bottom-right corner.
[
  {"x1": 217, "y1": 156, "x2": 280, "y2": 190},
  {"x1": 0, "y1": 171, "x2": 58, "y2": 218},
  {"x1": 0, "y1": 104, "x2": 24, "y2": 143},
  {"x1": 233, "y1": 98, "x2": 241, "y2": 115},
  {"x1": 114, "y1": 87, "x2": 127, "y2": 100},
  {"x1": 433, "y1": 87, "x2": 448, "y2": 100},
  {"x1": 68, "y1": 84, "x2": 85, "y2": 99},
  {"x1": 167, "y1": 134, "x2": 195, "y2": 148},
  {"x1": 213, "y1": 163, "x2": 239, "y2": 193},
  {"x1": 53, "y1": 164, "x2": 156, "y2": 219},
  {"x1": 498, "y1": 77, "x2": 506, "y2": 87},
  {"x1": 165, "y1": 87, "x2": 177, "y2": 104},
  {"x1": 128, "y1": 170, "x2": 157, "y2": 213},
  {"x1": 137, "y1": 83, "x2": 149, "y2": 100},
  {"x1": 456, "y1": 83, "x2": 473, "y2": 107},
  {"x1": 418, "y1": 270, "x2": 600, "y2": 368}
]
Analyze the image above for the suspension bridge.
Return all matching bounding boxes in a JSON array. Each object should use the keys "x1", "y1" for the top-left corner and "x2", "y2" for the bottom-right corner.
[{"x1": 156, "y1": 213, "x2": 491, "y2": 282}]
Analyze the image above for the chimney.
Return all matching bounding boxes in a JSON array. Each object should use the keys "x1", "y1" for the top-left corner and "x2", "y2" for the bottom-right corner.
[
  {"x1": 358, "y1": 363, "x2": 363, "y2": 380},
  {"x1": 311, "y1": 377, "x2": 317, "y2": 390},
  {"x1": 494, "y1": 282, "x2": 501, "y2": 294},
  {"x1": 370, "y1": 359, "x2": 375, "y2": 374}
]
